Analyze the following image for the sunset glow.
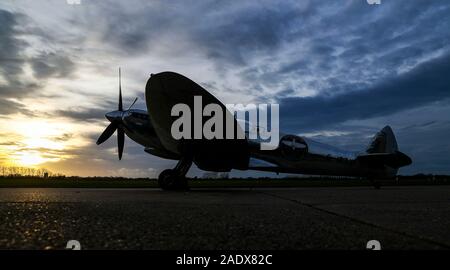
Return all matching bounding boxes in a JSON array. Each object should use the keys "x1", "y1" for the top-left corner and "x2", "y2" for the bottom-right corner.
[
  {"x1": 15, "y1": 151, "x2": 46, "y2": 167},
  {"x1": 0, "y1": 117, "x2": 92, "y2": 170}
]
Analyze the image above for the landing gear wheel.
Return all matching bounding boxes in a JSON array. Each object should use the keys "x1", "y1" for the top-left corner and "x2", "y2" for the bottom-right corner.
[
  {"x1": 158, "y1": 154, "x2": 192, "y2": 191},
  {"x1": 158, "y1": 169, "x2": 174, "y2": 188},
  {"x1": 158, "y1": 169, "x2": 189, "y2": 191}
]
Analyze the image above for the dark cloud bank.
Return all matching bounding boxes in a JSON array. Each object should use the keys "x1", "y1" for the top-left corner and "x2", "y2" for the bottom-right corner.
[
  {"x1": 279, "y1": 55, "x2": 450, "y2": 132},
  {"x1": 0, "y1": 9, "x2": 75, "y2": 115}
]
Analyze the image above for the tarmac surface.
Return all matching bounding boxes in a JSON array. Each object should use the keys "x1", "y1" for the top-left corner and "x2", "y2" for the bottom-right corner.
[{"x1": 0, "y1": 186, "x2": 449, "y2": 250}]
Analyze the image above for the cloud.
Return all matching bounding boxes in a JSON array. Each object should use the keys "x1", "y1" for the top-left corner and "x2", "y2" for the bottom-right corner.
[
  {"x1": 237, "y1": 0, "x2": 450, "y2": 99},
  {"x1": 279, "y1": 55, "x2": 450, "y2": 133},
  {"x1": 0, "y1": 9, "x2": 35, "y2": 99},
  {"x1": 0, "y1": 9, "x2": 76, "y2": 101},
  {"x1": 54, "y1": 108, "x2": 108, "y2": 122},
  {"x1": 52, "y1": 98, "x2": 118, "y2": 122},
  {"x1": 31, "y1": 52, "x2": 75, "y2": 79},
  {"x1": 0, "y1": 99, "x2": 27, "y2": 116},
  {"x1": 61, "y1": 0, "x2": 450, "y2": 101},
  {"x1": 52, "y1": 133, "x2": 74, "y2": 142}
]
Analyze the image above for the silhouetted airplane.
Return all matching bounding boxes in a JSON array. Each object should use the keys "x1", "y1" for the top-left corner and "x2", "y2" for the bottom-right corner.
[{"x1": 97, "y1": 69, "x2": 412, "y2": 190}]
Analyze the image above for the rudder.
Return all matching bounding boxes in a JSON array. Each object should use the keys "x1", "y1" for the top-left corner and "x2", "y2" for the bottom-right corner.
[{"x1": 366, "y1": 125, "x2": 398, "y2": 154}]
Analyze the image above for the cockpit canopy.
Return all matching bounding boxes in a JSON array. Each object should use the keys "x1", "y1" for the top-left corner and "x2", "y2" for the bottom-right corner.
[{"x1": 279, "y1": 135, "x2": 356, "y2": 160}]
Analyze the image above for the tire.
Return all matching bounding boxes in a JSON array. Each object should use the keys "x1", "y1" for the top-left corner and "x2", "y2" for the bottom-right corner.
[
  {"x1": 158, "y1": 169, "x2": 174, "y2": 189},
  {"x1": 158, "y1": 169, "x2": 189, "y2": 191}
]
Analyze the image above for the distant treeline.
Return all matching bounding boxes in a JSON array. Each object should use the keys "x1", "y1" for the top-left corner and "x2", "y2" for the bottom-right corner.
[
  {"x1": 0, "y1": 166, "x2": 60, "y2": 178},
  {"x1": 0, "y1": 166, "x2": 449, "y2": 182}
]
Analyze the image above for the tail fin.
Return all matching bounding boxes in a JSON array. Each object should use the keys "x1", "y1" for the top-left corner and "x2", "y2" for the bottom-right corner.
[
  {"x1": 359, "y1": 126, "x2": 412, "y2": 169},
  {"x1": 366, "y1": 125, "x2": 398, "y2": 154}
]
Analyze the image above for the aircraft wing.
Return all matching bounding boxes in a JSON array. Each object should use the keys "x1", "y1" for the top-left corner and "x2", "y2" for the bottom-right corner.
[{"x1": 145, "y1": 72, "x2": 249, "y2": 171}]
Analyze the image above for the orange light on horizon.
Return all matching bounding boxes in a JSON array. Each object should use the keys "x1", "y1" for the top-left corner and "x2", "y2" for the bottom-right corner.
[
  {"x1": 0, "y1": 117, "x2": 93, "y2": 168},
  {"x1": 15, "y1": 151, "x2": 47, "y2": 167}
]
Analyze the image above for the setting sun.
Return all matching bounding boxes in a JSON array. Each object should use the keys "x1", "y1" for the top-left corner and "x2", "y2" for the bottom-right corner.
[
  {"x1": 0, "y1": 116, "x2": 92, "y2": 169},
  {"x1": 16, "y1": 152, "x2": 46, "y2": 167}
]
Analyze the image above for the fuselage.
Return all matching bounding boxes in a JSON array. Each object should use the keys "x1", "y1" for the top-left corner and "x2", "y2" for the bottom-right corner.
[
  {"x1": 247, "y1": 133, "x2": 396, "y2": 177},
  {"x1": 110, "y1": 109, "x2": 396, "y2": 178}
]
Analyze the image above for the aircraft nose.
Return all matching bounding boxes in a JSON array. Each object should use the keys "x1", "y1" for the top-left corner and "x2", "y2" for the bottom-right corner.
[{"x1": 105, "y1": 111, "x2": 123, "y2": 122}]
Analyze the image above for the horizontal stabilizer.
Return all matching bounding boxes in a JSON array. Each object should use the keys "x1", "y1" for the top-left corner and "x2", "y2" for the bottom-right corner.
[{"x1": 357, "y1": 151, "x2": 412, "y2": 168}]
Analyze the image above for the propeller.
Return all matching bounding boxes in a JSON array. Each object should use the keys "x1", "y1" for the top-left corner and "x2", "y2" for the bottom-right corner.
[
  {"x1": 118, "y1": 68, "x2": 123, "y2": 111},
  {"x1": 128, "y1": 97, "x2": 138, "y2": 110},
  {"x1": 96, "y1": 68, "x2": 126, "y2": 160},
  {"x1": 96, "y1": 122, "x2": 118, "y2": 145}
]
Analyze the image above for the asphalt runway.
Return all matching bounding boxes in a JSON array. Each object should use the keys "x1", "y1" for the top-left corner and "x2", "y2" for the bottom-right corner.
[{"x1": 0, "y1": 186, "x2": 449, "y2": 250}]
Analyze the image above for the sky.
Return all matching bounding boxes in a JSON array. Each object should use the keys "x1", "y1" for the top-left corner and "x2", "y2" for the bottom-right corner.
[{"x1": 0, "y1": 0, "x2": 449, "y2": 177}]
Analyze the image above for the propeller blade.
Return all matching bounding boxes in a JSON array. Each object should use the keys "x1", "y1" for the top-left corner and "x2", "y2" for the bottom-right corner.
[
  {"x1": 96, "y1": 122, "x2": 117, "y2": 145},
  {"x1": 117, "y1": 127, "x2": 124, "y2": 160},
  {"x1": 118, "y1": 68, "x2": 123, "y2": 111},
  {"x1": 128, "y1": 97, "x2": 138, "y2": 110}
]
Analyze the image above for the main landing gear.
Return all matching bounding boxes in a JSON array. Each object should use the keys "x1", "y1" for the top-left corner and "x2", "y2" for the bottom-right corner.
[{"x1": 158, "y1": 156, "x2": 192, "y2": 190}]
